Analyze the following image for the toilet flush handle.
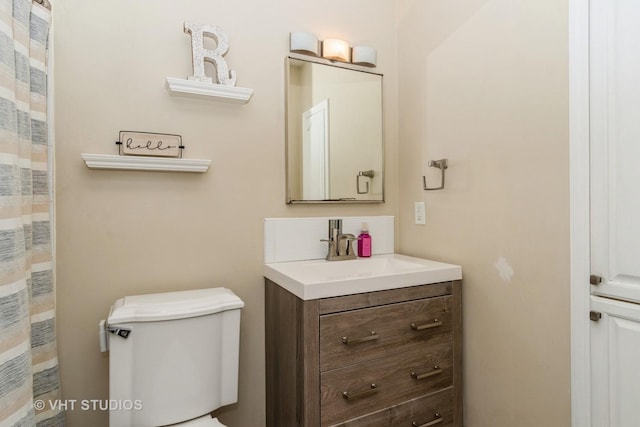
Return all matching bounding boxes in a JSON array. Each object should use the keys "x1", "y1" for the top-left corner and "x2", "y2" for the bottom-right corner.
[
  {"x1": 106, "y1": 325, "x2": 132, "y2": 339},
  {"x1": 99, "y1": 321, "x2": 132, "y2": 352}
]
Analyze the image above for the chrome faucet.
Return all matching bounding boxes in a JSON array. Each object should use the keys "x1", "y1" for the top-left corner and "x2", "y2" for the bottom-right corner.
[{"x1": 321, "y1": 219, "x2": 357, "y2": 261}]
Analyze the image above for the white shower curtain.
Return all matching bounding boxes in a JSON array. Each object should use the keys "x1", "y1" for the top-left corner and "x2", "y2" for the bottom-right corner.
[{"x1": 0, "y1": 0, "x2": 64, "y2": 426}]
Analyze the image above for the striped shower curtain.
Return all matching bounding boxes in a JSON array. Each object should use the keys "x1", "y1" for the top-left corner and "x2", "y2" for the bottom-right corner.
[{"x1": 0, "y1": 0, "x2": 64, "y2": 426}]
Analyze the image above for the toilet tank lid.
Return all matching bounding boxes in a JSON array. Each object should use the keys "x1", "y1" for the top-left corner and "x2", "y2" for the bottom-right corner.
[{"x1": 107, "y1": 287, "x2": 244, "y2": 324}]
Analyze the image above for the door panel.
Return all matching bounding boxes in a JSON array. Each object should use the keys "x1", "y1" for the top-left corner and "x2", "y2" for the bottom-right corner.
[
  {"x1": 590, "y1": 0, "x2": 640, "y2": 303},
  {"x1": 302, "y1": 99, "x2": 330, "y2": 200},
  {"x1": 591, "y1": 297, "x2": 640, "y2": 427}
]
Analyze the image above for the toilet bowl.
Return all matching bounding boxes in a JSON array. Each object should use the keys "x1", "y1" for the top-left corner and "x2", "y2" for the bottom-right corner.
[
  {"x1": 175, "y1": 415, "x2": 227, "y2": 427},
  {"x1": 100, "y1": 287, "x2": 244, "y2": 427}
]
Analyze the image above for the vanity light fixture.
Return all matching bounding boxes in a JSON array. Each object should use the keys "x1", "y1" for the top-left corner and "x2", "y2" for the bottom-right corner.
[
  {"x1": 289, "y1": 32, "x2": 377, "y2": 67},
  {"x1": 289, "y1": 31, "x2": 319, "y2": 56},
  {"x1": 352, "y1": 46, "x2": 377, "y2": 67},
  {"x1": 322, "y1": 38, "x2": 351, "y2": 62}
]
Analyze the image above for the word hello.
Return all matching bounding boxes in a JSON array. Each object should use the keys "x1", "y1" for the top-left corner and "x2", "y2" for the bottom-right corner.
[
  {"x1": 118, "y1": 131, "x2": 182, "y2": 157},
  {"x1": 126, "y1": 138, "x2": 176, "y2": 151}
]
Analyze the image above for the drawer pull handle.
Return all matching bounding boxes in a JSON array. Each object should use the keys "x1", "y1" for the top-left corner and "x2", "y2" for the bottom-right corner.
[
  {"x1": 342, "y1": 383, "x2": 378, "y2": 400},
  {"x1": 342, "y1": 331, "x2": 379, "y2": 345},
  {"x1": 412, "y1": 413, "x2": 443, "y2": 427},
  {"x1": 411, "y1": 319, "x2": 442, "y2": 331},
  {"x1": 411, "y1": 365, "x2": 442, "y2": 380}
]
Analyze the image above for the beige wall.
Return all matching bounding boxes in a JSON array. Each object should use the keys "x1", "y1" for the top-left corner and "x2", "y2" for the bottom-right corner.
[
  {"x1": 55, "y1": 1, "x2": 571, "y2": 426},
  {"x1": 396, "y1": 1, "x2": 570, "y2": 426},
  {"x1": 53, "y1": 1, "x2": 398, "y2": 426}
]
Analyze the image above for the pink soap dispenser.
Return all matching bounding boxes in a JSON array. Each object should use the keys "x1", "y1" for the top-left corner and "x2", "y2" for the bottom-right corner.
[{"x1": 357, "y1": 222, "x2": 372, "y2": 257}]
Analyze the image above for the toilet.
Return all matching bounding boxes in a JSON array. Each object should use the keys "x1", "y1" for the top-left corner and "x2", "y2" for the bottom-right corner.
[{"x1": 100, "y1": 287, "x2": 244, "y2": 427}]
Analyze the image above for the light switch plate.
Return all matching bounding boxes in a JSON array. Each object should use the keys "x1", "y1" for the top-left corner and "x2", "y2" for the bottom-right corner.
[{"x1": 415, "y1": 202, "x2": 426, "y2": 225}]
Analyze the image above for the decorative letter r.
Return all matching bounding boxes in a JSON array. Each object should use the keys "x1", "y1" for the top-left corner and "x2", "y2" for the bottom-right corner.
[{"x1": 184, "y1": 22, "x2": 237, "y2": 87}]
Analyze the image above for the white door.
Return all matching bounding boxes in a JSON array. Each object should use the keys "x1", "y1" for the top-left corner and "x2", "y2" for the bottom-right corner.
[
  {"x1": 589, "y1": 0, "x2": 640, "y2": 425},
  {"x1": 302, "y1": 99, "x2": 330, "y2": 200}
]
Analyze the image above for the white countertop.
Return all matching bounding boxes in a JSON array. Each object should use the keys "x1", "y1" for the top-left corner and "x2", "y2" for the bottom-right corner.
[{"x1": 263, "y1": 253, "x2": 462, "y2": 300}]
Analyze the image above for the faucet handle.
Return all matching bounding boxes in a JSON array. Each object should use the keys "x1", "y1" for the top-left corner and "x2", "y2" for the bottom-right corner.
[{"x1": 338, "y1": 233, "x2": 357, "y2": 256}]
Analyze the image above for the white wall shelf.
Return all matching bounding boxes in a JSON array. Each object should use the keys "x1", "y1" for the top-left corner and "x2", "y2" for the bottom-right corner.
[
  {"x1": 165, "y1": 77, "x2": 253, "y2": 103},
  {"x1": 81, "y1": 153, "x2": 211, "y2": 173}
]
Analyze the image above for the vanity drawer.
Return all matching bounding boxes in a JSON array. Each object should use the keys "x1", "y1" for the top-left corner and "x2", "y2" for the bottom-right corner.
[
  {"x1": 320, "y1": 295, "x2": 452, "y2": 372},
  {"x1": 320, "y1": 333, "x2": 453, "y2": 426},
  {"x1": 334, "y1": 388, "x2": 454, "y2": 427}
]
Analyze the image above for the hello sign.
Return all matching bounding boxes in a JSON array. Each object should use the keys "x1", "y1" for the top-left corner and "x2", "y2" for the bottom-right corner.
[{"x1": 117, "y1": 131, "x2": 183, "y2": 158}]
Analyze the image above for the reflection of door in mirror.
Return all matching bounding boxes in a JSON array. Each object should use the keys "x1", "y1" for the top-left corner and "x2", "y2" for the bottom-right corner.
[
  {"x1": 302, "y1": 99, "x2": 329, "y2": 199},
  {"x1": 286, "y1": 57, "x2": 384, "y2": 203}
]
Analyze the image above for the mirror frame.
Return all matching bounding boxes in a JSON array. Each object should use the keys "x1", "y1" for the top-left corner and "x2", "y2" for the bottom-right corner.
[{"x1": 285, "y1": 56, "x2": 385, "y2": 204}]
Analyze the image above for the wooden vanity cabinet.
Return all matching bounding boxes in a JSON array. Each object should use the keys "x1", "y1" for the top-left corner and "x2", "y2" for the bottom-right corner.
[{"x1": 265, "y1": 279, "x2": 462, "y2": 427}]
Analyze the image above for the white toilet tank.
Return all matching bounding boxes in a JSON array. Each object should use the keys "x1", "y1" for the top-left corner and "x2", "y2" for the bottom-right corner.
[{"x1": 104, "y1": 287, "x2": 244, "y2": 427}]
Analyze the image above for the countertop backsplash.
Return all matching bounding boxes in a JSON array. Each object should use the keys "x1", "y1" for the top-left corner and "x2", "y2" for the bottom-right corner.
[{"x1": 264, "y1": 216, "x2": 394, "y2": 263}]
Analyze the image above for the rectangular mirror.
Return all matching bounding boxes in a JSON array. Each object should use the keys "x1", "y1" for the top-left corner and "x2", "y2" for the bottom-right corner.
[{"x1": 286, "y1": 57, "x2": 384, "y2": 203}]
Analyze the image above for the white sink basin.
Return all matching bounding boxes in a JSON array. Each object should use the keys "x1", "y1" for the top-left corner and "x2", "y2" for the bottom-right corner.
[{"x1": 263, "y1": 253, "x2": 462, "y2": 300}]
